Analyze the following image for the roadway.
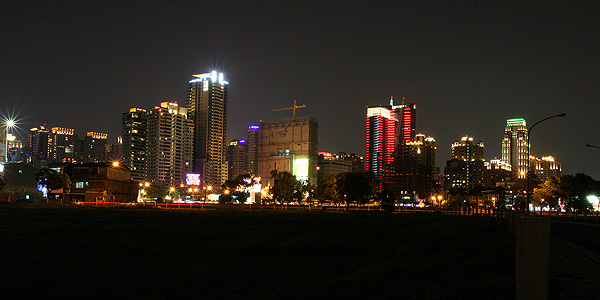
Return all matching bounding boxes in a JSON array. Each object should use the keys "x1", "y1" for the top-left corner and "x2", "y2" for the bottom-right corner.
[{"x1": 550, "y1": 221, "x2": 600, "y2": 300}]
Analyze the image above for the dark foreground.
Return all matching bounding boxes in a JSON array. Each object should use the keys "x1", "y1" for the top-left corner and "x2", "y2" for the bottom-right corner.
[{"x1": 0, "y1": 204, "x2": 515, "y2": 299}]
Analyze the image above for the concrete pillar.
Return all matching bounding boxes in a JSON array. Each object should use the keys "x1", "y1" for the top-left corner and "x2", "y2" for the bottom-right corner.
[{"x1": 515, "y1": 217, "x2": 550, "y2": 300}]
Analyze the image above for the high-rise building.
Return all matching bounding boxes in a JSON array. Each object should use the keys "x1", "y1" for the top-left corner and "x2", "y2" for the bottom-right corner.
[
  {"x1": 396, "y1": 100, "x2": 417, "y2": 142},
  {"x1": 444, "y1": 136, "x2": 485, "y2": 188},
  {"x1": 247, "y1": 125, "x2": 259, "y2": 176},
  {"x1": 365, "y1": 97, "x2": 417, "y2": 188},
  {"x1": 50, "y1": 127, "x2": 76, "y2": 163},
  {"x1": 484, "y1": 158, "x2": 511, "y2": 187},
  {"x1": 530, "y1": 155, "x2": 561, "y2": 182},
  {"x1": 122, "y1": 108, "x2": 148, "y2": 182},
  {"x1": 146, "y1": 102, "x2": 193, "y2": 185},
  {"x1": 7, "y1": 134, "x2": 24, "y2": 163},
  {"x1": 187, "y1": 71, "x2": 228, "y2": 188},
  {"x1": 227, "y1": 139, "x2": 248, "y2": 180},
  {"x1": 258, "y1": 116, "x2": 318, "y2": 187},
  {"x1": 502, "y1": 118, "x2": 529, "y2": 181},
  {"x1": 394, "y1": 134, "x2": 436, "y2": 200},
  {"x1": 365, "y1": 106, "x2": 397, "y2": 186},
  {"x1": 28, "y1": 125, "x2": 51, "y2": 168},
  {"x1": 80, "y1": 132, "x2": 108, "y2": 163}
]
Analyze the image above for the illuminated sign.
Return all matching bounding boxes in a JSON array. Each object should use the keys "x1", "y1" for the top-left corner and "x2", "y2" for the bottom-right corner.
[
  {"x1": 294, "y1": 158, "x2": 309, "y2": 180},
  {"x1": 186, "y1": 174, "x2": 201, "y2": 186}
]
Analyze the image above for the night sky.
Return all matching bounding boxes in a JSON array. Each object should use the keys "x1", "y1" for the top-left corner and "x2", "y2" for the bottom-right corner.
[{"x1": 1, "y1": 1, "x2": 599, "y2": 178}]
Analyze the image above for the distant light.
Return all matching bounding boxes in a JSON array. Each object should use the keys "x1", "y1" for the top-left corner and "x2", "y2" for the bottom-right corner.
[
  {"x1": 249, "y1": 125, "x2": 260, "y2": 129},
  {"x1": 587, "y1": 195, "x2": 599, "y2": 205},
  {"x1": 211, "y1": 71, "x2": 217, "y2": 82},
  {"x1": 112, "y1": 161, "x2": 119, "y2": 167},
  {"x1": 6, "y1": 119, "x2": 15, "y2": 128},
  {"x1": 239, "y1": 139, "x2": 246, "y2": 144}
]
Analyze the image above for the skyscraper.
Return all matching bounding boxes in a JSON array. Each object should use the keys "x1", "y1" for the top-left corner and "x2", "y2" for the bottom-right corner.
[
  {"x1": 365, "y1": 106, "x2": 397, "y2": 186},
  {"x1": 146, "y1": 102, "x2": 193, "y2": 185},
  {"x1": 502, "y1": 118, "x2": 529, "y2": 181},
  {"x1": 394, "y1": 134, "x2": 436, "y2": 200},
  {"x1": 365, "y1": 97, "x2": 417, "y2": 188},
  {"x1": 50, "y1": 127, "x2": 76, "y2": 163},
  {"x1": 28, "y1": 125, "x2": 51, "y2": 168},
  {"x1": 247, "y1": 125, "x2": 259, "y2": 176},
  {"x1": 226, "y1": 139, "x2": 248, "y2": 180},
  {"x1": 122, "y1": 108, "x2": 148, "y2": 182},
  {"x1": 187, "y1": 71, "x2": 228, "y2": 188}
]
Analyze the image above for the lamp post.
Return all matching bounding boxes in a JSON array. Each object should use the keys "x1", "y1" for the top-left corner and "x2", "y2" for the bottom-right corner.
[
  {"x1": 526, "y1": 113, "x2": 566, "y2": 214},
  {"x1": 585, "y1": 144, "x2": 600, "y2": 150}
]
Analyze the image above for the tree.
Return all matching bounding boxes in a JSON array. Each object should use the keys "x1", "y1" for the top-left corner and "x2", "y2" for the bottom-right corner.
[
  {"x1": 375, "y1": 184, "x2": 396, "y2": 211},
  {"x1": 270, "y1": 170, "x2": 301, "y2": 204},
  {"x1": 532, "y1": 177, "x2": 562, "y2": 209},
  {"x1": 316, "y1": 174, "x2": 343, "y2": 205},
  {"x1": 337, "y1": 172, "x2": 375, "y2": 207},
  {"x1": 36, "y1": 169, "x2": 72, "y2": 198},
  {"x1": 221, "y1": 174, "x2": 253, "y2": 203},
  {"x1": 559, "y1": 173, "x2": 600, "y2": 212},
  {"x1": 299, "y1": 179, "x2": 317, "y2": 204}
]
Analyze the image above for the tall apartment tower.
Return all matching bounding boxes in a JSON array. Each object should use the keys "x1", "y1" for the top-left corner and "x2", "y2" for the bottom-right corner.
[
  {"x1": 394, "y1": 134, "x2": 436, "y2": 200},
  {"x1": 365, "y1": 106, "x2": 397, "y2": 185},
  {"x1": 502, "y1": 118, "x2": 529, "y2": 181},
  {"x1": 247, "y1": 125, "x2": 259, "y2": 176},
  {"x1": 444, "y1": 136, "x2": 485, "y2": 188},
  {"x1": 122, "y1": 108, "x2": 148, "y2": 182},
  {"x1": 28, "y1": 125, "x2": 51, "y2": 168},
  {"x1": 187, "y1": 71, "x2": 228, "y2": 187},
  {"x1": 393, "y1": 98, "x2": 417, "y2": 142},
  {"x1": 146, "y1": 102, "x2": 193, "y2": 185},
  {"x1": 51, "y1": 127, "x2": 76, "y2": 163},
  {"x1": 80, "y1": 132, "x2": 108, "y2": 163},
  {"x1": 227, "y1": 139, "x2": 248, "y2": 180}
]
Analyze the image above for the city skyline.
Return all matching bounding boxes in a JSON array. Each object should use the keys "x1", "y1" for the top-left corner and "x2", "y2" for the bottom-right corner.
[{"x1": 2, "y1": 2, "x2": 598, "y2": 178}]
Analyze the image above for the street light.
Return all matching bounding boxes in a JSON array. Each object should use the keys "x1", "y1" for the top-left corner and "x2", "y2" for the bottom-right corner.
[{"x1": 526, "y1": 113, "x2": 566, "y2": 214}]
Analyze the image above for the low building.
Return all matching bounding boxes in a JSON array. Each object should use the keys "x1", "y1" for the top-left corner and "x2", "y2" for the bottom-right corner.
[{"x1": 63, "y1": 163, "x2": 136, "y2": 202}]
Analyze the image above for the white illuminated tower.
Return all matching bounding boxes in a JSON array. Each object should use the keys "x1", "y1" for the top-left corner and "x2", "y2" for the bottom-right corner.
[
  {"x1": 502, "y1": 118, "x2": 529, "y2": 181},
  {"x1": 146, "y1": 102, "x2": 193, "y2": 185},
  {"x1": 187, "y1": 71, "x2": 228, "y2": 188}
]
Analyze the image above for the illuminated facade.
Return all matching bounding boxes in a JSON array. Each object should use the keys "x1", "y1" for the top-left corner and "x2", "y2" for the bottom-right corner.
[
  {"x1": 365, "y1": 97, "x2": 417, "y2": 188},
  {"x1": 257, "y1": 116, "x2": 318, "y2": 187},
  {"x1": 365, "y1": 106, "x2": 397, "y2": 186},
  {"x1": 122, "y1": 108, "x2": 148, "y2": 182},
  {"x1": 502, "y1": 118, "x2": 529, "y2": 181},
  {"x1": 187, "y1": 71, "x2": 228, "y2": 187},
  {"x1": 51, "y1": 127, "x2": 76, "y2": 163},
  {"x1": 444, "y1": 136, "x2": 485, "y2": 188},
  {"x1": 146, "y1": 102, "x2": 193, "y2": 185},
  {"x1": 7, "y1": 134, "x2": 24, "y2": 163},
  {"x1": 530, "y1": 155, "x2": 561, "y2": 182}
]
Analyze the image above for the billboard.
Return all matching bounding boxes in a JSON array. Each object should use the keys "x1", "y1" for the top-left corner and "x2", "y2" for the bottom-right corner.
[
  {"x1": 186, "y1": 173, "x2": 201, "y2": 186},
  {"x1": 293, "y1": 158, "x2": 309, "y2": 180}
]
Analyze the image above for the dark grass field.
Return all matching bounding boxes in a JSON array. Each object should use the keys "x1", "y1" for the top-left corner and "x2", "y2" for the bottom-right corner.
[{"x1": 0, "y1": 204, "x2": 515, "y2": 299}]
